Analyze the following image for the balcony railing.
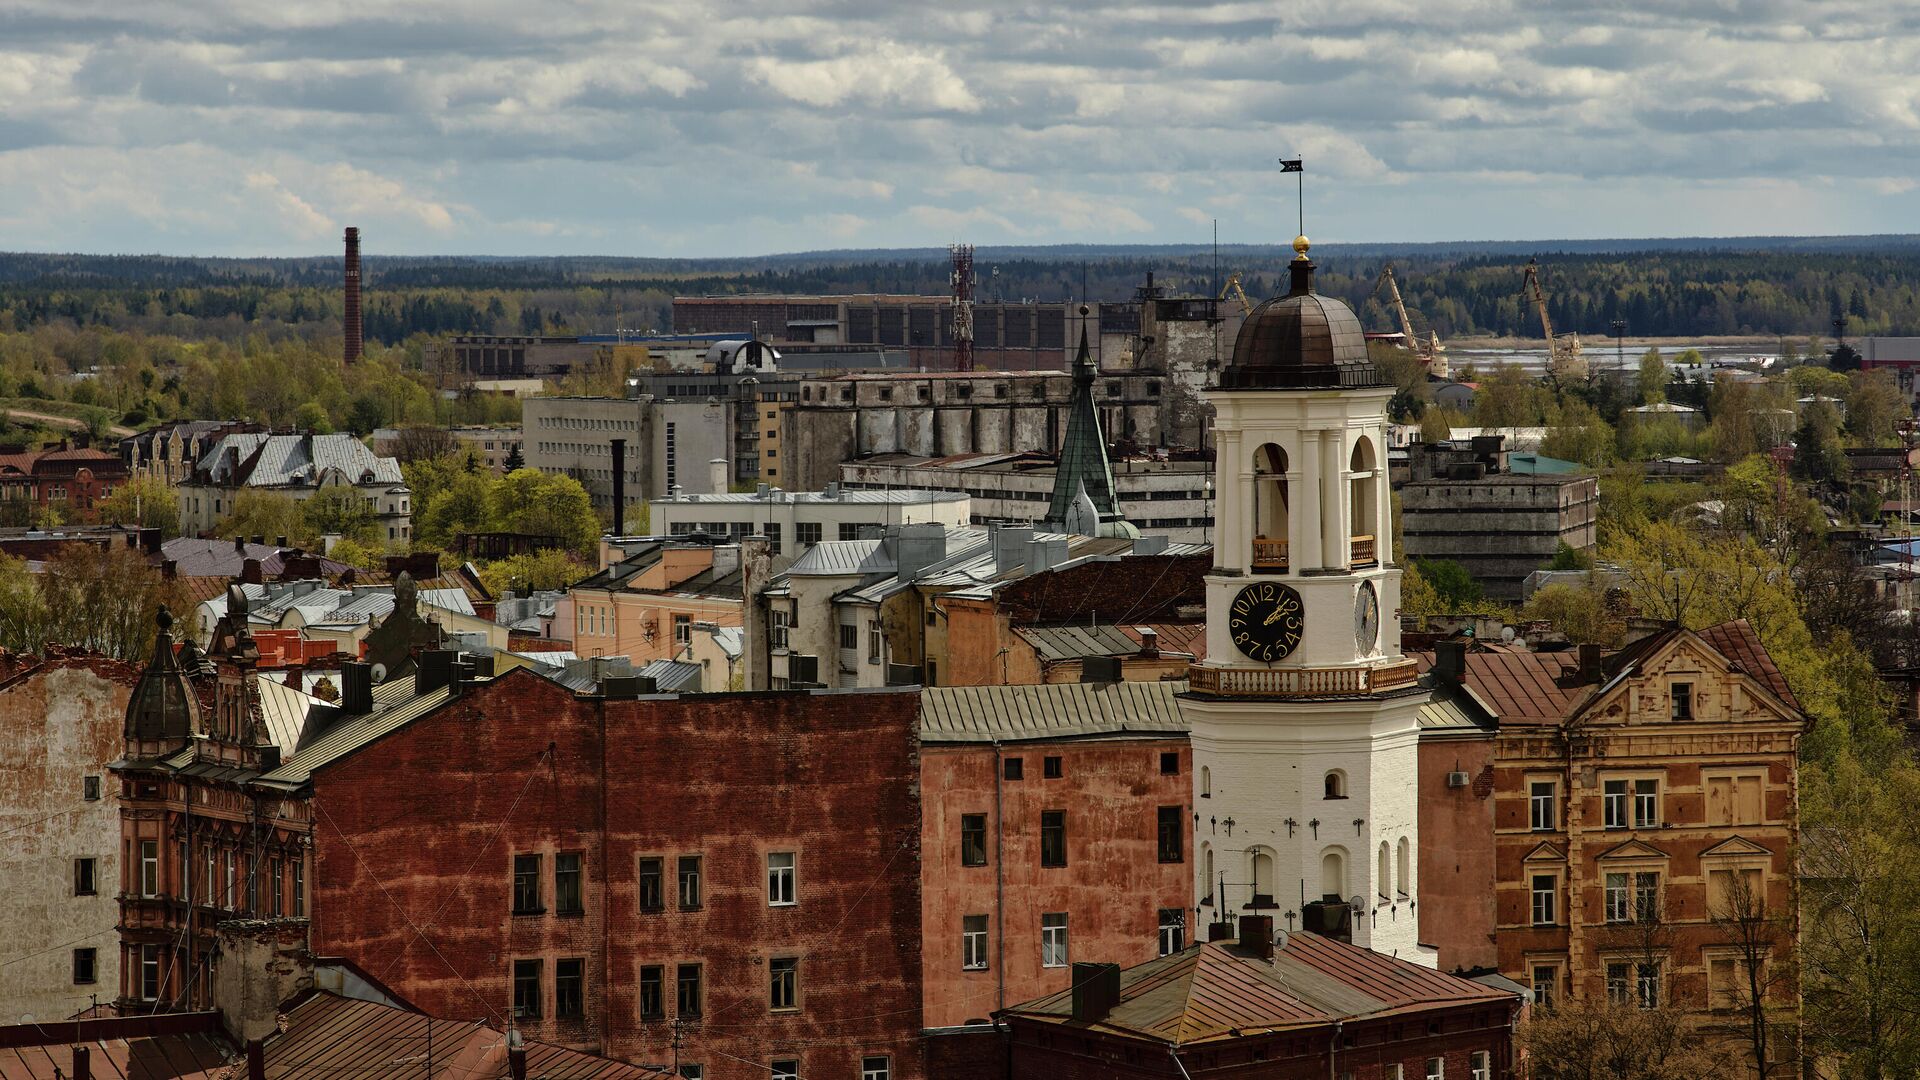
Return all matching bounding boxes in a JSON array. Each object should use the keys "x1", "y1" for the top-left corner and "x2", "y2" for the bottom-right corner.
[
  {"x1": 1188, "y1": 658, "x2": 1421, "y2": 698},
  {"x1": 1351, "y1": 534, "x2": 1377, "y2": 567},
  {"x1": 1251, "y1": 536, "x2": 1290, "y2": 571}
]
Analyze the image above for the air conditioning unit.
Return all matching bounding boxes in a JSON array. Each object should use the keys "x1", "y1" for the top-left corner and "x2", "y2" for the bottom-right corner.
[{"x1": 1447, "y1": 771, "x2": 1471, "y2": 788}]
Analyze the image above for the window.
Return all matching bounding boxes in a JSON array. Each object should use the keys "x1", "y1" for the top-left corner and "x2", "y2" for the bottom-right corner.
[
  {"x1": 1637, "y1": 962, "x2": 1662, "y2": 1008},
  {"x1": 1043, "y1": 755, "x2": 1063, "y2": 778},
  {"x1": 139, "y1": 944, "x2": 159, "y2": 1000},
  {"x1": 1529, "y1": 780, "x2": 1557, "y2": 831},
  {"x1": 1158, "y1": 908, "x2": 1185, "y2": 956},
  {"x1": 1634, "y1": 779, "x2": 1660, "y2": 826},
  {"x1": 639, "y1": 857, "x2": 665, "y2": 911},
  {"x1": 1530, "y1": 874, "x2": 1557, "y2": 926},
  {"x1": 1671, "y1": 681, "x2": 1693, "y2": 719},
  {"x1": 1041, "y1": 913, "x2": 1068, "y2": 967},
  {"x1": 73, "y1": 947, "x2": 97, "y2": 985},
  {"x1": 963, "y1": 914, "x2": 989, "y2": 970},
  {"x1": 1157, "y1": 806, "x2": 1183, "y2": 863},
  {"x1": 1425, "y1": 1058, "x2": 1444, "y2": 1080},
  {"x1": 676, "y1": 963, "x2": 702, "y2": 1017},
  {"x1": 1605, "y1": 872, "x2": 1631, "y2": 923},
  {"x1": 555, "y1": 958, "x2": 584, "y2": 1019},
  {"x1": 269, "y1": 856, "x2": 283, "y2": 915},
  {"x1": 1200, "y1": 765, "x2": 1211, "y2": 798},
  {"x1": 681, "y1": 1068, "x2": 702, "y2": 1080},
  {"x1": 1708, "y1": 865, "x2": 1766, "y2": 917},
  {"x1": 861, "y1": 1057, "x2": 891, "y2": 1080},
  {"x1": 1634, "y1": 871, "x2": 1660, "y2": 921},
  {"x1": 674, "y1": 615, "x2": 692, "y2": 645},
  {"x1": 961, "y1": 814, "x2": 988, "y2": 867},
  {"x1": 1470, "y1": 1052, "x2": 1491, "y2": 1080},
  {"x1": 1531, "y1": 964, "x2": 1559, "y2": 1009},
  {"x1": 838, "y1": 523, "x2": 862, "y2": 541},
  {"x1": 1706, "y1": 773, "x2": 1766, "y2": 826},
  {"x1": 678, "y1": 856, "x2": 702, "y2": 909},
  {"x1": 796, "y1": 522, "x2": 822, "y2": 546},
  {"x1": 140, "y1": 840, "x2": 158, "y2": 898},
  {"x1": 1604, "y1": 779, "x2": 1628, "y2": 828},
  {"x1": 770, "y1": 610, "x2": 790, "y2": 650},
  {"x1": 1324, "y1": 771, "x2": 1347, "y2": 799},
  {"x1": 1606, "y1": 777, "x2": 1660, "y2": 828},
  {"x1": 74, "y1": 857, "x2": 96, "y2": 896},
  {"x1": 769, "y1": 957, "x2": 798, "y2": 1010},
  {"x1": 867, "y1": 620, "x2": 883, "y2": 662},
  {"x1": 1040, "y1": 811, "x2": 1067, "y2": 867},
  {"x1": 1160, "y1": 751, "x2": 1180, "y2": 775},
  {"x1": 640, "y1": 965, "x2": 665, "y2": 1019},
  {"x1": 772, "y1": 1063, "x2": 799, "y2": 1080},
  {"x1": 839, "y1": 624, "x2": 858, "y2": 650},
  {"x1": 83, "y1": 775, "x2": 101, "y2": 801},
  {"x1": 1004, "y1": 757, "x2": 1024, "y2": 780},
  {"x1": 555, "y1": 853, "x2": 583, "y2": 914},
  {"x1": 513, "y1": 959, "x2": 542, "y2": 1019},
  {"x1": 513, "y1": 854, "x2": 542, "y2": 913},
  {"x1": 768, "y1": 852, "x2": 796, "y2": 905},
  {"x1": 293, "y1": 859, "x2": 304, "y2": 917}
]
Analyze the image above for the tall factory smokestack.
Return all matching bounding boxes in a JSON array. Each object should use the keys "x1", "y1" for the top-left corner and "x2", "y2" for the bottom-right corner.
[
  {"x1": 343, "y1": 227, "x2": 363, "y2": 364},
  {"x1": 610, "y1": 438, "x2": 626, "y2": 536}
]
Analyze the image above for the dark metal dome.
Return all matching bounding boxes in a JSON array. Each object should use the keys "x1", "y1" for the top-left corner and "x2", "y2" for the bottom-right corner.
[{"x1": 1221, "y1": 253, "x2": 1384, "y2": 390}]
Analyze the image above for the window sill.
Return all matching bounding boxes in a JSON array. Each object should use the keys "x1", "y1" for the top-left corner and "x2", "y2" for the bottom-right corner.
[
  {"x1": 639, "y1": 905, "x2": 665, "y2": 915},
  {"x1": 770, "y1": 1007, "x2": 800, "y2": 1015},
  {"x1": 769, "y1": 901, "x2": 797, "y2": 908},
  {"x1": 1042, "y1": 963, "x2": 1067, "y2": 970},
  {"x1": 1157, "y1": 857, "x2": 1184, "y2": 865},
  {"x1": 962, "y1": 964, "x2": 988, "y2": 972},
  {"x1": 512, "y1": 909, "x2": 547, "y2": 917},
  {"x1": 556, "y1": 908, "x2": 585, "y2": 917},
  {"x1": 679, "y1": 906, "x2": 703, "y2": 913}
]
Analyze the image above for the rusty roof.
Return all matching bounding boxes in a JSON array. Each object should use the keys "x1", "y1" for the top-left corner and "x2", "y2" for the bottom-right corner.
[
  {"x1": 1696, "y1": 619, "x2": 1797, "y2": 708},
  {"x1": 1410, "y1": 648, "x2": 1587, "y2": 725},
  {"x1": 1004, "y1": 932, "x2": 1513, "y2": 1047},
  {"x1": 0, "y1": 1014, "x2": 232, "y2": 1080}
]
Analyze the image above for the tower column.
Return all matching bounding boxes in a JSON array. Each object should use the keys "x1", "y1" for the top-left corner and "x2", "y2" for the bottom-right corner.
[
  {"x1": 1321, "y1": 428, "x2": 1344, "y2": 569},
  {"x1": 1217, "y1": 428, "x2": 1244, "y2": 569},
  {"x1": 1296, "y1": 431, "x2": 1323, "y2": 568}
]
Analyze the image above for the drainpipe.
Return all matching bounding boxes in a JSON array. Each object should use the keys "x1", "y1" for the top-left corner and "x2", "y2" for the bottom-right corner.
[
  {"x1": 1168, "y1": 1048, "x2": 1196, "y2": 1080},
  {"x1": 1328, "y1": 1020, "x2": 1343, "y2": 1080},
  {"x1": 992, "y1": 738, "x2": 1006, "y2": 1012}
]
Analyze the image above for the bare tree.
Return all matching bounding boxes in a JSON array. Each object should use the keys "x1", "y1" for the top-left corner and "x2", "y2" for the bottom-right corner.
[
  {"x1": 1709, "y1": 866, "x2": 1797, "y2": 1079},
  {"x1": 390, "y1": 424, "x2": 460, "y2": 463},
  {"x1": 1522, "y1": 998, "x2": 1731, "y2": 1080}
]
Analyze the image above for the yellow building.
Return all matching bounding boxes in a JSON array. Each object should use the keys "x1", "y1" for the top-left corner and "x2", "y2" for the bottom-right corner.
[{"x1": 569, "y1": 538, "x2": 744, "y2": 667}]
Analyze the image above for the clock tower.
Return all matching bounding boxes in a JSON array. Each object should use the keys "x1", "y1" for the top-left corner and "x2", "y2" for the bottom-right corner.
[{"x1": 1184, "y1": 236, "x2": 1432, "y2": 964}]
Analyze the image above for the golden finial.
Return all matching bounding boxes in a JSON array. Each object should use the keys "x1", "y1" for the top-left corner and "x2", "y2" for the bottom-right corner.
[{"x1": 1292, "y1": 235, "x2": 1311, "y2": 262}]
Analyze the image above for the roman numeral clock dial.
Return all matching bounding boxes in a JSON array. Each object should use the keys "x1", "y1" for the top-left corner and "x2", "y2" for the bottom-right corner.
[{"x1": 1229, "y1": 582, "x2": 1304, "y2": 662}]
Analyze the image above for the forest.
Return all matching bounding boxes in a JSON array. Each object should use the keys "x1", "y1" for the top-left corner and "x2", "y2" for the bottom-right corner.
[{"x1": 4, "y1": 240, "x2": 1920, "y2": 347}]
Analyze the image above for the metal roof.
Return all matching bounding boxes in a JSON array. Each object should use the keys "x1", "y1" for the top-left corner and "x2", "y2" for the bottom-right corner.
[
  {"x1": 656, "y1": 488, "x2": 966, "y2": 506},
  {"x1": 1004, "y1": 932, "x2": 1515, "y2": 1047},
  {"x1": 251, "y1": 674, "x2": 328, "y2": 753},
  {"x1": 1014, "y1": 624, "x2": 1146, "y2": 661},
  {"x1": 0, "y1": 1016, "x2": 232, "y2": 1080},
  {"x1": 784, "y1": 538, "x2": 890, "y2": 576},
  {"x1": 919, "y1": 680, "x2": 1189, "y2": 743},
  {"x1": 637, "y1": 658, "x2": 703, "y2": 692},
  {"x1": 202, "y1": 432, "x2": 403, "y2": 488},
  {"x1": 1416, "y1": 691, "x2": 1491, "y2": 733},
  {"x1": 260, "y1": 681, "x2": 454, "y2": 788}
]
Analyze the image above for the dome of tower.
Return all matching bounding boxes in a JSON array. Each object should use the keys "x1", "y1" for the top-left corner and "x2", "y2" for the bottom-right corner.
[{"x1": 1220, "y1": 237, "x2": 1383, "y2": 390}]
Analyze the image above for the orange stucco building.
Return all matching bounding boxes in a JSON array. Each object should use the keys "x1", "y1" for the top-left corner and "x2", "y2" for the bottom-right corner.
[{"x1": 571, "y1": 537, "x2": 744, "y2": 666}]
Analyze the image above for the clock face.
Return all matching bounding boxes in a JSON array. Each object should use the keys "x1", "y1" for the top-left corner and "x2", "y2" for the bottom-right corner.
[
  {"x1": 1229, "y1": 582, "x2": 1305, "y2": 662},
  {"x1": 1355, "y1": 580, "x2": 1380, "y2": 656}
]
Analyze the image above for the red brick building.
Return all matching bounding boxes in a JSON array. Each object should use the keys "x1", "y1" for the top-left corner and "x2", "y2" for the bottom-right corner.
[
  {"x1": 289, "y1": 670, "x2": 927, "y2": 1079},
  {"x1": 998, "y1": 919, "x2": 1517, "y2": 1079},
  {"x1": 0, "y1": 446, "x2": 128, "y2": 521},
  {"x1": 918, "y1": 682, "x2": 1193, "y2": 1028}
]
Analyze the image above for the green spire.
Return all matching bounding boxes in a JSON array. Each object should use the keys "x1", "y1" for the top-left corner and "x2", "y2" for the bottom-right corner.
[{"x1": 1041, "y1": 318, "x2": 1137, "y2": 539}]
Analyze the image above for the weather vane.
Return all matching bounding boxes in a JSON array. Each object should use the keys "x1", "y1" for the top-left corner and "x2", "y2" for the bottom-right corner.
[{"x1": 1279, "y1": 156, "x2": 1304, "y2": 247}]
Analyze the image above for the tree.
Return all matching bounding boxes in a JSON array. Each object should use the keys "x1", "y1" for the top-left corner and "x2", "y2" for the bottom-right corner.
[
  {"x1": 303, "y1": 486, "x2": 379, "y2": 546},
  {"x1": 391, "y1": 424, "x2": 461, "y2": 463},
  {"x1": 1419, "y1": 407, "x2": 1463, "y2": 443},
  {"x1": 415, "y1": 469, "x2": 496, "y2": 550},
  {"x1": 1543, "y1": 398, "x2": 1614, "y2": 468},
  {"x1": 503, "y1": 442, "x2": 525, "y2": 471},
  {"x1": 1410, "y1": 558, "x2": 1482, "y2": 610},
  {"x1": 1846, "y1": 368, "x2": 1907, "y2": 448},
  {"x1": 1519, "y1": 578, "x2": 1624, "y2": 647},
  {"x1": 477, "y1": 549, "x2": 593, "y2": 597},
  {"x1": 1520, "y1": 998, "x2": 1732, "y2": 1080},
  {"x1": 1473, "y1": 363, "x2": 1551, "y2": 428},
  {"x1": 292, "y1": 400, "x2": 333, "y2": 435},
  {"x1": 214, "y1": 491, "x2": 311, "y2": 547},
  {"x1": 1793, "y1": 400, "x2": 1848, "y2": 486},
  {"x1": 1708, "y1": 858, "x2": 1796, "y2": 1079},
  {"x1": 488, "y1": 468, "x2": 597, "y2": 553},
  {"x1": 28, "y1": 546, "x2": 193, "y2": 661},
  {"x1": 97, "y1": 474, "x2": 179, "y2": 536},
  {"x1": 324, "y1": 536, "x2": 381, "y2": 570},
  {"x1": 1637, "y1": 348, "x2": 1668, "y2": 405}
]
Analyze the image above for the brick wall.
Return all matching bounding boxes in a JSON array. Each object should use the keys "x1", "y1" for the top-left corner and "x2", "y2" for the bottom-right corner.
[{"x1": 309, "y1": 671, "x2": 926, "y2": 1079}]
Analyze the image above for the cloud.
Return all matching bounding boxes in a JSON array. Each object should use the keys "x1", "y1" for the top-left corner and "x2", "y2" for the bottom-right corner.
[{"x1": 0, "y1": 0, "x2": 1919, "y2": 254}]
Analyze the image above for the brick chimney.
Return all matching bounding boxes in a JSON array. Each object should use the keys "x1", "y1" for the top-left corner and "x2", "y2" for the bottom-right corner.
[
  {"x1": 1432, "y1": 639, "x2": 1467, "y2": 685},
  {"x1": 343, "y1": 227, "x2": 363, "y2": 364}
]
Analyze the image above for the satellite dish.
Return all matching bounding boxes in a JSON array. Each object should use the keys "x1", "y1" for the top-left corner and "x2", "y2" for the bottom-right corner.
[
  {"x1": 1272, "y1": 929, "x2": 1289, "y2": 951},
  {"x1": 1348, "y1": 895, "x2": 1366, "y2": 914},
  {"x1": 1501, "y1": 626, "x2": 1517, "y2": 643},
  {"x1": 370, "y1": 662, "x2": 389, "y2": 684}
]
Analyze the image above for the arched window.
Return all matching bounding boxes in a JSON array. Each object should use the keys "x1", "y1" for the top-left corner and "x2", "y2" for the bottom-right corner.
[
  {"x1": 1324, "y1": 770, "x2": 1348, "y2": 800},
  {"x1": 1349, "y1": 436, "x2": 1378, "y2": 566},
  {"x1": 1251, "y1": 444, "x2": 1290, "y2": 571},
  {"x1": 1251, "y1": 849, "x2": 1276, "y2": 902},
  {"x1": 1202, "y1": 844, "x2": 1215, "y2": 903},
  {"x1": 1200, "y1": 765, "x2": 1212, "y2": 798},
  {"x1": 1321, "y1": 849, "x2": 1347, "y2": 902},
  {"x1": 1378, "y1": 842, "x2": 1392, "y2": 900},
  {"x1": 1397, "y1": 837, "x2": 1412, "y2": 899}
]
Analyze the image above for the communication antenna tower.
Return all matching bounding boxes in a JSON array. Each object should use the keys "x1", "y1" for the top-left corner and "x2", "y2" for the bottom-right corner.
[{"x1": 950, "y1": 243, "x2": 976, "y2": 372}]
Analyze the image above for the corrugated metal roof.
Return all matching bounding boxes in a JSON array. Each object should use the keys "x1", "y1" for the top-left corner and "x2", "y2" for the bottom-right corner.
[
  {"x1": 637, "y1": 658, "x2": 702, "y2": 692},
  {"x1": 1417, "y1": 692, "x2": 1488, "y2": 732},
  {"x1": 0, "y1": 1021, "x2": 232, "y2": 1080},
  {"x1": 1014, "y1": 624, "x2": 1143, "y2": 661},
  {"x1": 919, "y1": 680, "x2": 1189, "y2": 742},
  {"x1": 260, "y1": 683, "x2": 454, "y2": 787},
  {"x1": 251, "y1": 675, "x2": 325, "y2": 753},
  {"x1": 785, "y1": 538, "x2": 889, "y2": 576},
  {"x1": 1005, "y1": 933, "x2": 1514, "y2": 1047}
]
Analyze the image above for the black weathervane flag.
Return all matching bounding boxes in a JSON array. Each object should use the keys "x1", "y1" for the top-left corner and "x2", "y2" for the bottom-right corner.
[
  {"x1": 1280, "y1": 158, "x2": 1305, "y2": 239},
  {"x1": 1279, "y1": 158, "x2": 1303, "y2": 172}
]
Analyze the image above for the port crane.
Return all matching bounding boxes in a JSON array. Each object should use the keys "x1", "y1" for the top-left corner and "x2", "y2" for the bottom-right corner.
[
  {"x1": 1523, "y1": 259, "x2": 1585, "y2": 381},
  {"x1": 1374, "y1": 265, "x2": 1449, "y2": 379},
  {"x1": 1219, "y1": 273, "x2": 1255, "y2": 316}
]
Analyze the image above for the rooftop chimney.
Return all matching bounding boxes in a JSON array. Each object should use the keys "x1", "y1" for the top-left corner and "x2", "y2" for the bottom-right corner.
[
  {"x1": 72, "y1": 1045, "x2": 89, "y2": 1080},
  {"x1": 341, "y1": 660, "x2": 374, "y2": 714},
  {"x1": 992, "y1": 525, "x2": 1035, "y2": 575},
  {"x1": 1432, "y1": 639, "x2": 1467, "y2": 685},
  {"x1": 611, "y1": 438, "x2": 627, "y2": 536},
  {"x1": 416, "y1": 649, "x2": 456, "y2": 696},
  {"x1": 508, "y1": 1043, "x2": 527, "y2": 1080},
  {"x1": 241, "y1": 557, "x2": 264, "y2": 585},
  {"x1": 709, "y1": 457, "x2": 728, "y2": 494},
  {"x1": 343, "y1": 227, "x2": 363, "y2": 364},
  {"x1": 1238, "y1": 914, "x2": 1276, "y2": 960},
  {"x1": 894, "y1": 523, "x2": 948, "y2": 583},
  {"x1": 1137, "y1": 627, "x2": 1159, "y2": 657},
  {"x1": 1069, "y1": 962, "x2": 1122, "y2": 1023},
  {"x1": 247, "y1": 1040, "x2": 265, "y2": 1080},
  {"x1": 1578, "y1": 642, "x2": 1606, "y2": 685}
]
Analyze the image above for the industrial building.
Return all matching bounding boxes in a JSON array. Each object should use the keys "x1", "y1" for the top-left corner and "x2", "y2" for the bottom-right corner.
[
  {"x1": 653, "y1": 484, "x2": 971, "y2": 561},
  {"x1": 522, "y1": 395, "x2": 732, "y2": 510}
]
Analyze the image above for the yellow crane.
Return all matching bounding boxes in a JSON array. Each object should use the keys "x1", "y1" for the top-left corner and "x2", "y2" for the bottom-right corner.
[
  {"x1": 1375, "y1": 265, "x2": 1450, "y2": 379},
  {"x1": 1522, "y1": 259, "x2": 1585, "y2": 381},
  {"x1": 1219, "y1": 273, "x2": 1255, "y2": 316}
]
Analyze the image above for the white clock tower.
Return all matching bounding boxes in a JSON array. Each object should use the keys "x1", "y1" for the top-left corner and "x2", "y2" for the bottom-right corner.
[{"x1": 1184, "y1": 236, "x2": 1432, "y2": 964}]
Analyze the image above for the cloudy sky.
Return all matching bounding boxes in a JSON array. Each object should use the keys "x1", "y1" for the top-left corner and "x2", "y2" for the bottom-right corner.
[{"x1": 2, "y1": 0, "x2": 1918, "y2": 257}]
